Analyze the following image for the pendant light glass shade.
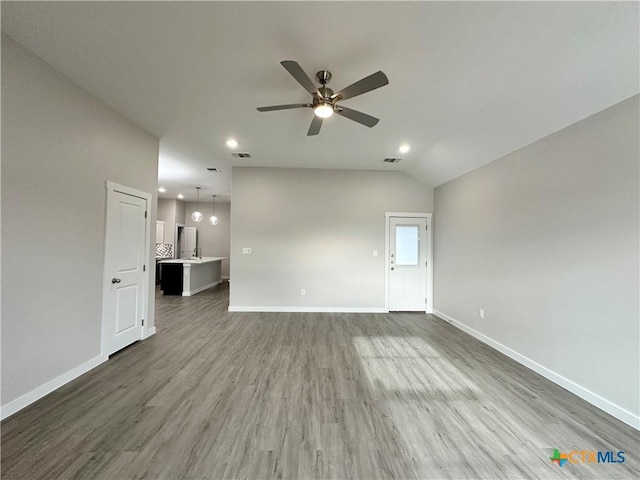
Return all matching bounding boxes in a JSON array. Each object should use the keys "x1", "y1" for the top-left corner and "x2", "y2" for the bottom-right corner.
[
  {"x1": 209, "y1": 194, "x2": 218, "y2": 225},
  {"x1": 191, "y1": 187, "x2": 203, "y2": 222}
]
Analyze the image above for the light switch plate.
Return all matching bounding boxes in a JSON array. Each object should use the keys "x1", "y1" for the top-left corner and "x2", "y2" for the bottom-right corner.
[
  {"x1": 373, "y1": 250, "x2": 378, "y2": 257},
  {"x1": 242, "y1": 248, "x2": 252, "y2": 255}
]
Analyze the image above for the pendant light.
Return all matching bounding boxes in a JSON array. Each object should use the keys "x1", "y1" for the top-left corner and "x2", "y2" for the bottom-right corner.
[
  {"x1": 191, "y1": 186, "x2": 203, "y2": 222},
  {"x1": 209, "y1": 195, "x2": 219, "y2": 225}
]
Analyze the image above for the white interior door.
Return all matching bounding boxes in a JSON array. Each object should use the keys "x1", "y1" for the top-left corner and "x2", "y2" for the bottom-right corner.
[
  {"x1": 389, "y1": 217, "x2": 428, "y2": 311},
  {"x1": 102, "y1": 189, "x2": 147, "y2": 355}
]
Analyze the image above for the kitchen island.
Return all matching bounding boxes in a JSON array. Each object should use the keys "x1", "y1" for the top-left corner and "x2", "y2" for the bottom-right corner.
[{"x1": 159, "y1": 257, "x2": 226, "y2": 296}]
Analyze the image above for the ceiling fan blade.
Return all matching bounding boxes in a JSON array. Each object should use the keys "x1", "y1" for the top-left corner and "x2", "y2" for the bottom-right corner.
[
  {"x1": 257, "y1": 103, "x2": 310, "y2": 112},
  {"x1": 281, "y1": 61, "x2": 317, "y2": 95},
  {"x1": 335, "y1": 106, "x2": 379, "y2": 128},
  {"x1": 307, "y1": 115, "x2": 323, "y2": 136},
  {"x1": 332, "y1": 71, "x2": 389, "y2": 101}
]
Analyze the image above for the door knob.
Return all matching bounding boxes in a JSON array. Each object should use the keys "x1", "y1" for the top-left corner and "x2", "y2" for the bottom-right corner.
[{"x1": 111, "y1": 278, "x2": 121, "y2": 284}]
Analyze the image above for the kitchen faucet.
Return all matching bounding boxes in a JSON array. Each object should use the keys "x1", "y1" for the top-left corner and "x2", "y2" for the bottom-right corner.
[{"x1": 193, "y1": 247, "x2": 202, "y2": 259}]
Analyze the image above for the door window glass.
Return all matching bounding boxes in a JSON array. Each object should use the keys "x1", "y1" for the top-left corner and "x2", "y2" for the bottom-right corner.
[{"x1": 395, "y1": 225, "x2": 419, "y2": 266}]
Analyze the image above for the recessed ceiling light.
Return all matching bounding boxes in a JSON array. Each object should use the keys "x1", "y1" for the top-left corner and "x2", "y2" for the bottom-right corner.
[
  {"x1": 399, "y1": 144, "x2": 410, "y2": 154},
  {"x1": 158, "y1": 187, "x2": 166, "y2": 193},
  {"x1": 177, "y1": 193, "x2": 184, "y2": 199},
  {"x1": 226, "y1": 139, "x2": 238, "y2": 148}
]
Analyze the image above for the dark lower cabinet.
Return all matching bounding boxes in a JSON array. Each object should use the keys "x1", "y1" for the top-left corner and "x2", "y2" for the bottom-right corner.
[{"x1": 160, "y1": 264, "x2": 183, "y2": 295}]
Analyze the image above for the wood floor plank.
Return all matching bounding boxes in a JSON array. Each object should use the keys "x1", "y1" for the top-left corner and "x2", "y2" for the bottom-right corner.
[{"x1": 2, "y1": 282, "x2": 638, "y2": 479}]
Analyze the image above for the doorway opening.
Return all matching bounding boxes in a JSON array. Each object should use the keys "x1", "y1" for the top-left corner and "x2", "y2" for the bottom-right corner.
[
  {"x1": 175, "y1": 224, "x2": 184, "y2": 259},
  {"x1": 175, "y1": 224, "x2": 197, "y2": 259}
]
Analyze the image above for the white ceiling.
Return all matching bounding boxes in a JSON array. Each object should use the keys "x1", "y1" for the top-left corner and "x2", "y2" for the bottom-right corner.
[{"x1": 2, "y1": 1, "x2": 638, "y2": 202}]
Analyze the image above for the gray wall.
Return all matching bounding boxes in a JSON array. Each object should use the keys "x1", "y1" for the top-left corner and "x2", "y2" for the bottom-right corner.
[
  {"x1": 230, "y1": 168, "x2": 433, "y2": 309},
  {"x1": 175, "y1": 200, "x2": 186, "y2": 228},
  {"x1": 433, "y1": 96, "x2": 639, "y2": 421},
  {"x1": 157, "y1": 198, "x2": 183, "y2": 254},
  {"x1": 184, "y1": 201, "x2": 231, "y2": 277},
  {"x1": 1, "y1": 36, "x2": 159, "y2": 408},
  {"x1": 157, "y1": 198, "x2": 176, "y2": 246}
]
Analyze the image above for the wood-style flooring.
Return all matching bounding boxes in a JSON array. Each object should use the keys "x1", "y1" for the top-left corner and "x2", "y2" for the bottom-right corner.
[{"x1": 2, "y1": 283, "x2": 638, "y2": 479}]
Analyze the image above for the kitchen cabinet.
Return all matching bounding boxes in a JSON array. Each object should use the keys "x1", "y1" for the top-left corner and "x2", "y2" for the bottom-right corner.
[
  {"x1": 156, "y1": 220, "x2": 165, "y2": 243},
  {"x1": 160, "y1": 263, "x2": 183, "y2": 295}
]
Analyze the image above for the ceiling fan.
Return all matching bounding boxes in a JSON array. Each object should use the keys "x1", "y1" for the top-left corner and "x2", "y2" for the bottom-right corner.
[{"x1": 257, "y1": 60, "x2": 389, "y2": 136}]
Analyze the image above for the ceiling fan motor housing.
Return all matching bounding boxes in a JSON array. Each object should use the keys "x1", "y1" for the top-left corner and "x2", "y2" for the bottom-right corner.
[
  {"x1": 317, "y1": 85, "x2": 334, "y2": 100},
  {"x1": 316, "y1": 71, "x2": 335, "y2": 107}
]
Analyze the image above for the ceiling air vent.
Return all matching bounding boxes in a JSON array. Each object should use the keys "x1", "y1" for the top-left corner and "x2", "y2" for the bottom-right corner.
[
  {"x1": 207, "y1": 167, "x2": 222, "y2": 172},
  {"x1": 232, "y1": 152, "x2": 252, "y2": 158},
  {"x1": 384, "y1": 157, "x2": 402, "y2": 163}
]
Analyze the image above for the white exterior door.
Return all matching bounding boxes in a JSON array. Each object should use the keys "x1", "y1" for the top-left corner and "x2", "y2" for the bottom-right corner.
[
  {"x1": 388, "y1": 217, "x2": 428, "y2": 311},
  {"x1": 102, "y1": 188, "x2": 148, "y2": 355}
]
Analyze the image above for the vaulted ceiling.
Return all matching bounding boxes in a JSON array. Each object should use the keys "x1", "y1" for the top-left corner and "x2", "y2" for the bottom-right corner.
[{"x1": 3, "y1": 1, "x2": 638, "y2": 202}]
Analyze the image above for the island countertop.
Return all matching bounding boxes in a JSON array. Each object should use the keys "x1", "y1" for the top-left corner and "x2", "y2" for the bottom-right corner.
[
  {"x1": 159, "y1": 256, "x2": 227, "y2": 265},
  {"x1": 159, "y1": 257, "x2": 227, "y2": 296}
]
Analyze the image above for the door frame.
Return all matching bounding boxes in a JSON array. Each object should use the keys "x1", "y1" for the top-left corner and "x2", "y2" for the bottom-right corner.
[
  {"x1": 384, "y1": 212, "x2": 433, "y2": 313},
  {"x1": 101, "y1": 181, "x2": 153, "y2": 355}
]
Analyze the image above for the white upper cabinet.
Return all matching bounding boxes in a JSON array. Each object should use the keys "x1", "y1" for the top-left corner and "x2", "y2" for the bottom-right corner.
[{"x1": 156, "y1": 220, "x2": 165, "y2": 243}]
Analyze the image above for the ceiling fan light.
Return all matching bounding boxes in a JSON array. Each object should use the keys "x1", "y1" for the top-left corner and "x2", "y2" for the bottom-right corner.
[{"x1": 314, "y1": 103, "x2": 334, "y2": 118}]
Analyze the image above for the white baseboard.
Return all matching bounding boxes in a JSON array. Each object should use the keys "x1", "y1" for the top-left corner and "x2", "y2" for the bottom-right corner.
[
  {"x1": 142, "y1": 326, "x2": 156, "y2": 339},
  {"x1": 1, "y1": 354, "x2": 108, "y2": 421},
  {"x1": 183, "y1": 280, "x2": 222, "y2": 296},
  {"x1": 228, "y1": 306, "x2": 387, "y2": 313},
  {"x1": 432, "y1": 310, "x2": 640, "y2": 430}
]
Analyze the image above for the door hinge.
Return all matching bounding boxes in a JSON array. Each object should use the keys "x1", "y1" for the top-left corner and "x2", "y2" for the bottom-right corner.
[
  {"x1": 425, "y1": 298, "x2": 427, "y2": 304},
  {"x1": 143, "y1": 265, "x2": 146, "y2": 272},
  {"x1": 425, "y1": 261, "x2": 428, "y2": 267},
  {"x1": 142, "y1": 319, "x2": 144, "y2": 326},
  {"x1": 145, "y1": 211, "x2": 148, "y2": 218},
  {"x1": 426, "y1": 224, "x2": 428, "y2": 231}
]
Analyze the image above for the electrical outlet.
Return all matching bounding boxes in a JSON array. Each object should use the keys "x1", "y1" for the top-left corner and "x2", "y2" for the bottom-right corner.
[
  {"x1": 300, "y1": 289, "x2": 306, "y2": 296},
  {"x1": 373, "y1": 249, "x2": 378, "y2": 257},
  {"x1": 242, "y1": 247, "x2": 252, "y2": 255},
  {"x1": 478, "y1": 308, "x2": 484, "y2": 319}
]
